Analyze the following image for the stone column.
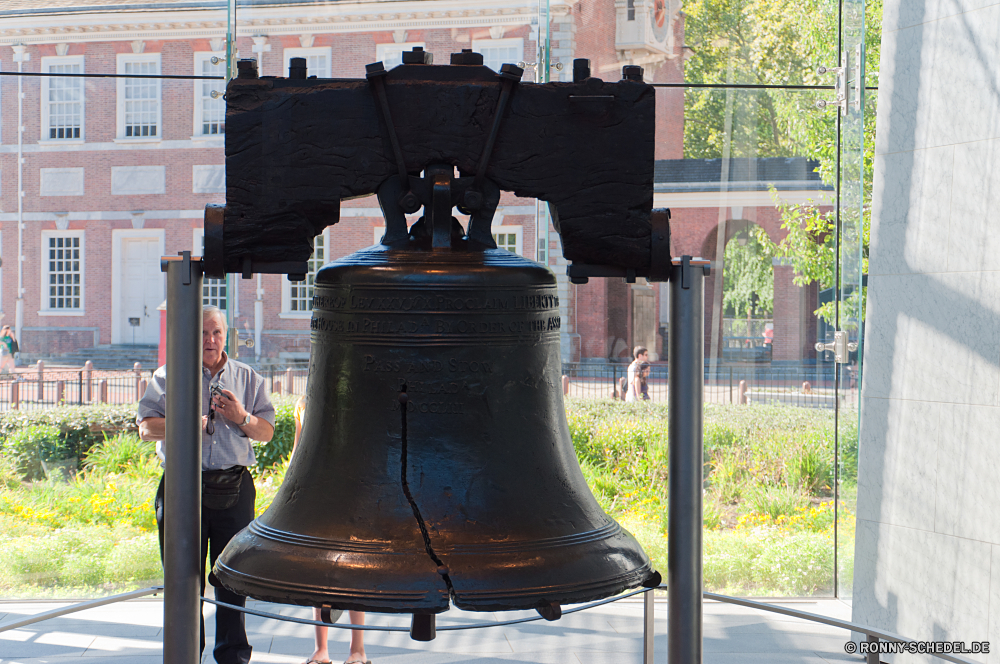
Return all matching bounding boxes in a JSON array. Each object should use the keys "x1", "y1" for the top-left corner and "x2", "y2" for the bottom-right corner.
[{"x1": 854, "y1": 0, "x2": 1000, "y2": 650}]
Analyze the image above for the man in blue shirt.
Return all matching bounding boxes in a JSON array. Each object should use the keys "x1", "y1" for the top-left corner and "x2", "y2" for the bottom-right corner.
[{"x1": 138, "y1": 305, "x2": 275, "y2": 664}]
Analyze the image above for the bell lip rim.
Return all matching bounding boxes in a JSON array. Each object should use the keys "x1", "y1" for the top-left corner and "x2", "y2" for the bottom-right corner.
[
  {"x1": 245, "y1": 518, "x2": 627, "y2": 554},
  {"x1": 213, "y1": 558, "x2": 656, "y2": 614}
]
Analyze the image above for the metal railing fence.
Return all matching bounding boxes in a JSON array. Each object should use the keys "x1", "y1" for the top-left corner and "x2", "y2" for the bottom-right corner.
[
  {"x1": 0, "y1": 368, "x2": 155, "y2": 412},
  {"x1": 0, "y1": 362, "x2": 318, "y2": 413},
  {"x1": 561, "y1": 362, "x2": 858, "y2": 409}
]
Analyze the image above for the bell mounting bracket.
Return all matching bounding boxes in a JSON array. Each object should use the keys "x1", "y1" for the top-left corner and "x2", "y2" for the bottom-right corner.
[{"x1": 368, "y1": 58, "x2": 524, "y2": 250}]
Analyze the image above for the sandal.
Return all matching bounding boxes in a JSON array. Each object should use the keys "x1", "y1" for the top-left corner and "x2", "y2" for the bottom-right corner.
[
  {"x1": 344, "y1": 660, "x2": 372, "y2": 664},
  {"x1": 304, "y1": 660, "x2": 332, "y2": 664}
]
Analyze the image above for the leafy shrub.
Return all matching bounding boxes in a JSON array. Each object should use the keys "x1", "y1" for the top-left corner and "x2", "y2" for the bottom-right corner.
[
  {"x1": 0, "y1": 396, "x2": 297, "y2": 477},
  {"x1": 743, "y1": 484, "x2": 808, "y2": 520},
  {"x1": 251, "y1": 395, "x2": 297, "y2": 471},
  {"x1": 5, "y1": 425, "x2": 66, "y2": 480},
  {"x1": 706, "y1": 448, "x2": 746, "y2": 504},
  {"x1": 786, "y1": 429, "x2": 834, "y2": 494},
  {"x1": 0, "y1": 473, "x2": 157, "y2": 530},
  {"x1": 700, "y1": 404, "x2": 837, "y2": 500},
  {"x1": 704, "y1": 529, "x2": 768, "y2": 593},
  {"x1": 752, "y1": 531, "x2": 834, "y2": 595},
  {"x1": 704, "y1": 528, "x2": 835, "y2": 595},
  {"x1": 0, "y1": 454, "x2": 21, "y2": 489},
  {"x1": 83, "y1": 432, "x2": 157, "y2": 475},
  {"x1": 0, "y1": 404, "x2": 140, "y2": 465},
  {"x1": 703, "y1": 498, "x2": 723, "y2": 530},
  {"x1": 736, "y1": 500, "x2": 842, "y2": 533},
  {"x1": 839, "y1": 417, "x2": 859, "y2": 480},
  {"x1": 588, "y1": 417, "x2": 667, "y2": 480}
]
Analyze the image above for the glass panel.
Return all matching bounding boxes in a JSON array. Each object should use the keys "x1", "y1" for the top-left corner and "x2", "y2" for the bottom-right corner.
[
  {"x1": 567, "y1": 0, "x2": 839, "y2": 88},
  {"x1": 0, "y1": 20, "x2": 226, "y2": 599},
  {"x1": 681, "y1": 0, "x2": 839, "y2": 86},
  {"x1": 661, "y1": 88, "x2": 839, "y2": 596},
  {"x1": 0, "y1": 0, "x2": 863, "y2": 609},
  {"x1": 835, "y1": 0, "x2": 869, "y2": 600}
]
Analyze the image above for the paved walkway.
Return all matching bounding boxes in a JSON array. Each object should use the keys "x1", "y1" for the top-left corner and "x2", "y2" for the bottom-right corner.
[{"x1": 0, "y1": 593, "x2": 863, "y2": 664}]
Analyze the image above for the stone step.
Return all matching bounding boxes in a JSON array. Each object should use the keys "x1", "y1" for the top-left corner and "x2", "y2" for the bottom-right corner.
[{"x1": 24, "y1": 345, "x2": 160, "y2": 371}]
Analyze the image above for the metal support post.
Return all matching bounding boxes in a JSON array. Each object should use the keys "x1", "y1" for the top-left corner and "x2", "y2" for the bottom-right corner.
[
  {"x1": 643, "y1": 588, "x2": 655, "y2": 664},
  {"x1": 866, "y1": 635, "x2": 879, "y2": 664},
  {"x1": 162, "y1": 252, "x2": 203, "y2": 664},
  {"x1": 668, "y1": 256, "x2": 709, "y2": 664}
]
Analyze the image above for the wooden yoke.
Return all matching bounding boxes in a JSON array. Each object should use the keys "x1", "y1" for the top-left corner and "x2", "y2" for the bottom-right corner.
[{"x1": 209, "y1": 50, "x2": 663, "y2": 281}]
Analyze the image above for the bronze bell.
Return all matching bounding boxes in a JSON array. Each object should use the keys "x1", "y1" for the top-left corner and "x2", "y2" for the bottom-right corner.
[{"x1": 214, "y1": 167, "x2": 659, "y2": 619}]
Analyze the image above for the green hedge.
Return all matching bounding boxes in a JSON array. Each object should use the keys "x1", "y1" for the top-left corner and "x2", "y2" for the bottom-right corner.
[
  {"x1": 5, "y1": 425, "x2": 66, "y2": 480},
  {"x1": 251, "y1": 396, "x2": 297, "y2": 470},
  {"x1": 0, "y1": 404, "x2": 140, "y2": 466},
  {"x1": 0, "y1": 396, "x2": 300, "y2": 479}
]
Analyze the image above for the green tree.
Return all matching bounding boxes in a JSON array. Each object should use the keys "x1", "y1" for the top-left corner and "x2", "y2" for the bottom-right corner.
[
  {"x1": 770, "y1": 0, "x2": 880, "y2": 325},
  {"x1": 682, "y1": 0, "x2": 882, "y2": 325},
  {"x1": 722, "y1": 227, "x2": 775, "y2": 319},
  {"x1": 683, "y1": 0, "x2": 837, "y2": 160}
]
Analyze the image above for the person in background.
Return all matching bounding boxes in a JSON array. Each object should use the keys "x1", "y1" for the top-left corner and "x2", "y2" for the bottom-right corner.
[
  {"x1": 0, "y1": 326, "x2": 17, "y2": 373},
  {"x1": 293, "y1": 394, "x2": 371, "y2": 664},
  {"x1": 626, "y1": 346, "x2": 648, "y2": 403},
  {"x1": 138, "y1": 306, "x2": 275, "y2": 664},
  {"x1": 639, "y1": 362, "x2": 651, "y2": 401}
]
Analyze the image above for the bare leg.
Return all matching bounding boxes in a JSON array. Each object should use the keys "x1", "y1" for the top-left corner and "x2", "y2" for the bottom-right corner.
[
  {"x1": 346, "y1": 611, "x2": 367, "y2": 663},
  {"x1": 303, "y1": 607, "x2": 329, "y2": 663}
]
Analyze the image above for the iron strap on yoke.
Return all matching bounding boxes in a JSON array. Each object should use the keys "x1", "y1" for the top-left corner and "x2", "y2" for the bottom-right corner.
[{"x1": 365, "y1": 55, "x2": 523, "y2": 246}]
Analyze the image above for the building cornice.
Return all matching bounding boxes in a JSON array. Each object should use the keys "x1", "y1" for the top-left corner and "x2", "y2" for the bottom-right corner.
[{"x1": 0, "y1": 0, "x2": 536, "y2": 45}]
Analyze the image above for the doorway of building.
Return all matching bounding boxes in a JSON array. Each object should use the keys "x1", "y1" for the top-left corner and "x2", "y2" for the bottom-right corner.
[{"x1": 120, "y1": 237, "x2": 163, "y2": 345}]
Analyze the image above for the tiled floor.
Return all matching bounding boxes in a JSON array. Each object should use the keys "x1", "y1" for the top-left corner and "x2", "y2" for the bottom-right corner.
[{"x1": 0, "y1": 594, "x2": 864, "y2": 664}]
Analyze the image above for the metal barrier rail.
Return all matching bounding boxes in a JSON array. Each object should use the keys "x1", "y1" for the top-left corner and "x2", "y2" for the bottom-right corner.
[
  {"x1": 0, "y1": 370, "x2": 156, "y2": 411},
  {"x1": 0, "y1": 585, "x2": 982, "y2": 664},
  {"x1": 0, "y1": 586, "x2": 162, "y2": 633},
  {"x1": 560, "y1": 362, "x2": 853, "y2": 409}
]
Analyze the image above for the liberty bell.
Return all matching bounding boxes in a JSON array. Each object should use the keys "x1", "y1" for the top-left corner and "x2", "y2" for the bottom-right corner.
[{"x1": 211, "y1": 50, "x2": 665, "y2": 630}]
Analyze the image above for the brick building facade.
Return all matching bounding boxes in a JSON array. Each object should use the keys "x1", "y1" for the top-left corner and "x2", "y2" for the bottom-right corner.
[{"x1": 0, "y1": 0, "x2": 825, "y2": 368}]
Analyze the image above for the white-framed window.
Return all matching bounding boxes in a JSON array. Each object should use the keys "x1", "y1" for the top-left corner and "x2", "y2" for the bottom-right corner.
[
  {"x1": 192, "y1": 229, "x2": 228, "y2": 310},
  {"x1": 493, "y1": 226, "x2": 523, "y2": 255},
  {"x1": 41, "y1": 56, "x2": 84, "y2": 141},
  {"x1": 117, "y1": 53, "x2": 161, "y2": 140},
  {"x1": 376, "y1": 42, "x2": 426, "y2": 70},
  {"x1": 203, "y1": 275, "x2": 227, "y2": 310},
  {"x1": 471, "y1": 38, "x2": 524, "y2": 73},
  {"x1": 283, "y1": 47, "x2": 332, "y2": 78},
  {"x1": 41, "y1": 230, "x2": 84, "y2": 313},
  {"x1": 193, "y1": 52, "x2": 225, "y2": 137},
  {"x1": 281, "y1": 230, "x2": 328, "y2": 316},
  {"x1": 537, "y1": 236, "x2": 548, "y2": 264}
]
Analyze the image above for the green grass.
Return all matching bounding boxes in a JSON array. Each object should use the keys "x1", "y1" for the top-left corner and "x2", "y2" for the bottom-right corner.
[
  {"x1": 0, "y1": 398, "x2": 858, "y2": 598},
  {"x1": 0, "y1": 516, "x2": 162, "y2": 597}
]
